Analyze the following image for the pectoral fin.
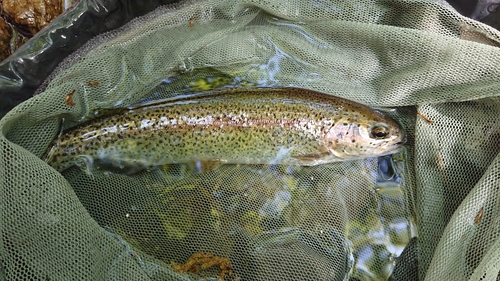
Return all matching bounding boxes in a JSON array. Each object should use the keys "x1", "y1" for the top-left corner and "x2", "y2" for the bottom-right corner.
[
  {"x1": 292, "y1": 145, "x2": 333, "y2": 163},
  {"x1": 293, "y1": 152, "x2": 330, "y2": 162}
]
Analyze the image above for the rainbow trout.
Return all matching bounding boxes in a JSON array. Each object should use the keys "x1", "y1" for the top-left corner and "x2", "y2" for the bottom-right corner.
[{"x1": 44, "y1": 88, "x2": 406, "y2": 173}]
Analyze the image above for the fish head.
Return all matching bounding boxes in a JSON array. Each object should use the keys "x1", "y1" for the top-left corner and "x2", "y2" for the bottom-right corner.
[{"x1": 324, "y1": 111, "x2": 406, "y2": 159}]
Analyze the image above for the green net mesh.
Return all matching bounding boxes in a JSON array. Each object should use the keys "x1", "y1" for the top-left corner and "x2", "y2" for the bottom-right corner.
[{"x1": 1, "y1": 0, "x2": 500, "y2": 280}]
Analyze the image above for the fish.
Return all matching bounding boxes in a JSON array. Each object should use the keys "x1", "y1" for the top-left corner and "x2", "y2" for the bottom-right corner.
[{"x1": 43, "y1": 87, "x2": 406, "y2": 174}]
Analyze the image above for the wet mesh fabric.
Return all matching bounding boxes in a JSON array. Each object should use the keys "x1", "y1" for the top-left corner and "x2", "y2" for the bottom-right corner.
[{"x1": 1, "y1": 0, "x2": 500, "y2": 280}]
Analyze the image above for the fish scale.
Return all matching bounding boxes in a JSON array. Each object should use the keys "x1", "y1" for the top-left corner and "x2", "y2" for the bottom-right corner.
[{"x1": 44, "y1": 87, "x2": 406, "y2": 174}]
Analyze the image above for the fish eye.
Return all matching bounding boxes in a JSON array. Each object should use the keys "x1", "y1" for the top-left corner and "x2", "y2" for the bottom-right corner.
[{"x1": 370, "y1": 125, "x2": 390, "y2": 139}]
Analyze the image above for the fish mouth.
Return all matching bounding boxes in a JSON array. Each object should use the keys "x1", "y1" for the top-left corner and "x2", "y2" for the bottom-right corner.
[
  {"x1": 383, "y1": 136, "x2": 406, "y2": 156},
  {"x1": 399, "y1": 126, "x2": 408, "y2": 142},
  {"x1": 391, "y1": 126, "x2": 407, "y2": 146},
  {"x1": 388, "y1": 138, "x2": 406, "y2": 151}
]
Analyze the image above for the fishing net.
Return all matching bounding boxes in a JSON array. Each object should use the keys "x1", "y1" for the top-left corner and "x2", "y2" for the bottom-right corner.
[{"x1": 1, "y1": 0, "x2": 500, "y2": 280}]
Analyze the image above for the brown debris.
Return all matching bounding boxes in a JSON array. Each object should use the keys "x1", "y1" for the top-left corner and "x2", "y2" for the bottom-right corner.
[
  {"x1": 2, "y1": 0, "x2": 63, "y2": 35},
  {"x1": 172, "y1": 252, "x2": 234, "y2": 280},
  {"x1": 88, "y1": 81, "x2": 100, "y2": 86},
  {"x1": 474, "y1": 207, "x2": 483, "y2": 224},
  {"x1": 0, "y1": 17, "x2": 13, "y2": 61},
  {"x1": 65, "y1": 90, "x2": 76, "y2": 106},
  {"x1": 417, "y1": 112, "x2": 434, "y2": 124}
]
